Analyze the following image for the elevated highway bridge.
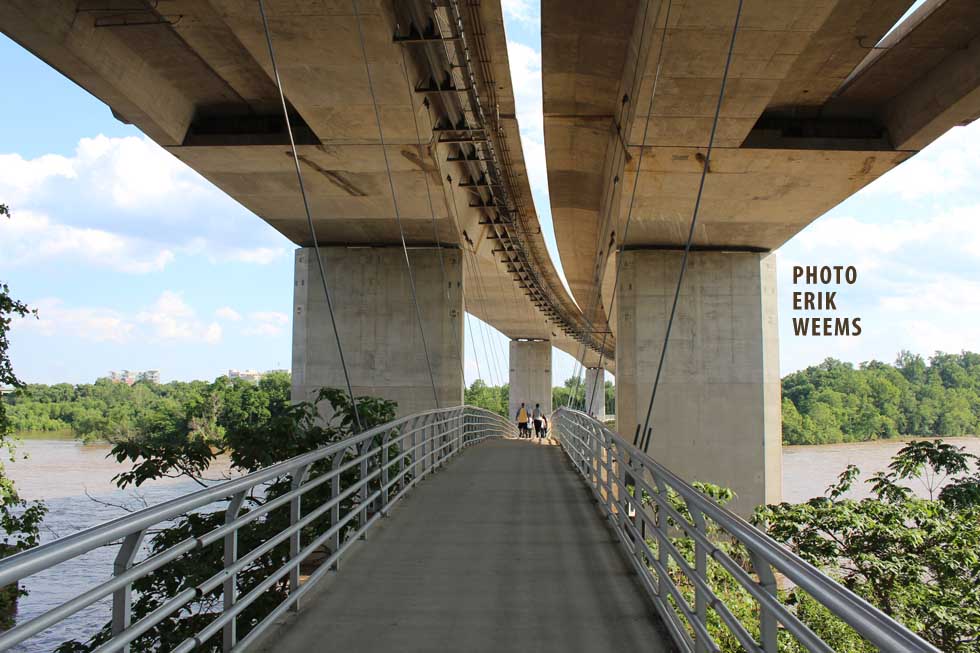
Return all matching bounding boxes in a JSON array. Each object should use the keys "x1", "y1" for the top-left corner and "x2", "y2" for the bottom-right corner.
[
  {"x1": 4, "y1": 0, "x2": 979, "y2": 507},
  {"x1": 1, "y1": 0, "x2": 979, "y2": 612}
]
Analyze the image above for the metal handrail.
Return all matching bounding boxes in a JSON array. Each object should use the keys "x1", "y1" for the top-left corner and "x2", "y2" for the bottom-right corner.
[
  {"x1": 0, "y1": 405, "x2": 515, "y2": 652},
  {"x1": 551, "y1": 408, "x2": 941, "y2": 653}
]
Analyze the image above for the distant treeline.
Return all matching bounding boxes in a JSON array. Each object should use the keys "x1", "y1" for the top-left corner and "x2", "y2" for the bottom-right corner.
[
  {"x1": 7, "y1": 352, "x2": 980, "y2": 446},
  {"x1": 782, "y1": 351, "x2": 980, "y2": 445},
  {"x1": 4, "y1": 373, "x2": 291, "y2": 441}
]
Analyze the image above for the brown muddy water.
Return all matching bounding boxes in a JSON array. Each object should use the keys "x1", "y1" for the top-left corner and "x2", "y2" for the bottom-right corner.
[{"x1": 6, "y1": 435, "x2": 980, "y2": 651}]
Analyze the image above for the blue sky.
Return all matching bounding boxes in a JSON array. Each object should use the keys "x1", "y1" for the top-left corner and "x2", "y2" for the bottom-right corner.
[{"x1": 4, "y1": 0, "x2": 975, "y2": 388}]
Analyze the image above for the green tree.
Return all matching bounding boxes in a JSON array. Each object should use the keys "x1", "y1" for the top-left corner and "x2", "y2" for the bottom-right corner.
[
  {"x1": 782, "y1": 353, "x2": 980, "y2": 444},
  {"x1": 58, "y1": 388, "x2": 397, "y2": 651},
  {"x1": 756, "y1": 440, "x2": 980, "y2": 651},
  {"x1": 464, "y1": 380, "x2": 507, "y2": 416},
  {"x1": 0, "y1": 203, "x2": 48, "y2": 627}
]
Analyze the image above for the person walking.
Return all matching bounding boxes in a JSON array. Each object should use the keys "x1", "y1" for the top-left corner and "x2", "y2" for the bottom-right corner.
[
  {"x1": 532, "y1": 403, "x2": 543, "y2": 439},
  {"x1": 516, "y1": 402, "x2": 529, "y2": 438}
]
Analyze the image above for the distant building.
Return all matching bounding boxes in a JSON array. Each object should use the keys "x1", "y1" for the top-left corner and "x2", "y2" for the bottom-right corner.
[
  {"x1": 108, "y1": 369, "x2": 158, "y2": 385},
  {"x1": 228, "y1": 369, "x2": 264, "y2": 383},
  {"x1": 227, "y1": 369, "x2": 290, "y2": 383}
]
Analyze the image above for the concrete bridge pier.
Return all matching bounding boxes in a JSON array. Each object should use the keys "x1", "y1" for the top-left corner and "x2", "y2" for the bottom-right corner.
[
  {"x1": 508, "y1": 339, "x2": 552, "y2": 421},
  {"x1": 292, "y1": 246, "x2": 464, "y2": 419},
  {"x1": 615, "y1": 250, "x2": 782, "y2": 515},
  {"x1": 584, "y1": 367, "x2": 606, "y2": 420}
]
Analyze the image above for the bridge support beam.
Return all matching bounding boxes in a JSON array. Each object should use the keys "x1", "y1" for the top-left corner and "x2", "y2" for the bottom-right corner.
[
  {"x1": 616, "y1": 250, "x2": 781, "y2": 515},
  {"x1": 584, "y1": 367, "x2": 606, "y2": 421},
  {"x1": 292, "y1": 247, "x2": 464, "y2": 419},
  {"x1": 508, "y1": 340, "x2": 552, "y2": 421}
]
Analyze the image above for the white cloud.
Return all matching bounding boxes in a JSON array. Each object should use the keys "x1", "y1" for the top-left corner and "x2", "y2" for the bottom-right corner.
[
  {"x1": 0, "y1": 153, "x2": 75, "y2": 204},
  {"x1": 863, "y1": 123, "x2": 980, "y2": 200},
  {"x1": 136, "y1": 291, "x2": 223, "y2": 344},
  {"x1": 215, "y1": 306, "x2": 242, "y2": 321},
  {"x1": 15, "y1": 298, "x2": 134, "y2": 343},
  {"x1": 501, "y1": 0, "x2": 537, "y2": 24},
  {"x1": 0, "y1": 210, "x2": 175, "y2": 274},
  {"x1": 243, "y1": 311, "x2": 289, "y2": 337},
  {"x1": 0, "y1": 135, "x2": 290, "y2": 273},
  {"x1": 508, "y1": 40, "x2": 543, "y2": 141}
]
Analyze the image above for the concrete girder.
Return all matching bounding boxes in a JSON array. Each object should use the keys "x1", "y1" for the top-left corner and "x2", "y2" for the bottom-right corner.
[{"x1": 0, "y1": 0, "x2": 609, "y2": 362}]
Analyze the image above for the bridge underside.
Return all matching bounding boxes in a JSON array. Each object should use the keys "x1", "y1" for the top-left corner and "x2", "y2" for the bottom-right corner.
[{"x1": 262, "y1": 439, "x2": 672, "y2": 653}]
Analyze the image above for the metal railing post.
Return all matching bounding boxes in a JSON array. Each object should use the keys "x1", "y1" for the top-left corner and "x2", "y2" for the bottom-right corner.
[
  {"x1": 289, "y1": 463, "x2": 312, "y2": 605},
  {"x1": 653, "y1": 475, "x2": 670, "y2": 601},
  {"x1": 329, "y1": 451, "x2": 344, "y2": 570},
  {"x1": 685, "y1": 498, "x2": 709, "y2": 653},
  {"x1": 222, "y1": 491, "x2": 247, "y2": 652},
  {"x1": 357, "y1": 440, "x2": 371, "y2": 539},
  {"x1": 750, "y1": 550, "x2": 779, "y2": 652},
  {"x1": 381, "y1": 431, "x2": 391, "y2": 512},
  {"x1": 111, "y1": 529, "x2": 146, "y2": 653}
]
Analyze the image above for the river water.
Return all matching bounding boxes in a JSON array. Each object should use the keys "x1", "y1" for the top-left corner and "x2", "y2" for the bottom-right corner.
[{"x1": 5, "y1": 435, "x2": 980, "y2": 650}]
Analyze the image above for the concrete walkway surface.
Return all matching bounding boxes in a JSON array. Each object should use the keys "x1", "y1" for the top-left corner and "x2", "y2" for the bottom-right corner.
[{"x1": 265, "y1": 438, "x2": 672, "y2": 653}]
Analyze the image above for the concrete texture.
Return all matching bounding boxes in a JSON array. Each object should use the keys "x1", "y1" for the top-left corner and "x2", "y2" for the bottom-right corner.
[
  {"x1": 616, "y1": 250, "x2": 781, "y2": 515},
  {"x1": 509, "y1": 340, "x2": 553, "y2": 422},
  {"x1": 0, "y1": 0, "x2": 608, "y2": 365},
  {"x1": 585, "y1": 367, "x2": 607, "y2": 421},
  {"x1": 541, "y1": 0, "x2": 980, "y2": 352},
  {"x1": 266, "y1": 439, "x2": 672, "y2": 653},
  {"x1": 292, "y1": 246, "x2": 463, "y2": 418}
]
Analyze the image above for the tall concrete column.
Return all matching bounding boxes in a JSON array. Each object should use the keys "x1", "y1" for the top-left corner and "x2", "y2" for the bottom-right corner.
[
  {"x1": 508, "y1": 340, "x2": 552, "y2": 420},
  {"x1": 616, "y1": 250, "x2": 781, "y2": 515},
  {"x1": 292, "y1": 247, "x2": 464, "y2": 419},
  {"x1": 584, "y1": 367, "x2": 606, "y2": 421}
]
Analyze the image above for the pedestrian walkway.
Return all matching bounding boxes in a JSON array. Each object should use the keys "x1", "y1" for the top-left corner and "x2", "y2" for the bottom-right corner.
[{"x1": 266, "y1": 438, "x2": 672, "y2": 652}]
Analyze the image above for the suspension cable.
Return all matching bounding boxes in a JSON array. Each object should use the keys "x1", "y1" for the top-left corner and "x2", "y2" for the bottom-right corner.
[
  {"x1": 570, "y1": 0, "x2": 669, "y2": 412},
  {"x1": 397, "y1": 47, "x2": 468, "y2": 390},
  {"x1": 583, "y1": 0, "x2": 675, "y2": 415},
  {"x1": 351, "y1": 0, "x2": 440, "y2": 409},
  {"x1": 465, "y1": 313, "x2": 483, "y2": 383},
  {"x1": 639, "y1": 0, "x2": 744, "y2": 449},
  {"x1": 256, "y1": 0, "x2": 363, "y2": 431},
  {"x1": 444, "y1": 169, "x2": 506, "y2": 387}
]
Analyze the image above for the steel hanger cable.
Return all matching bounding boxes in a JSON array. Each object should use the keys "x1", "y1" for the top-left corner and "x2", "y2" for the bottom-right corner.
[
  {"x1": 584, "y1": 0, "x2": 673, "y2": 413},
  {"x1": 572, "y1": 0, "x2": 673, "y2": 413},
  {"x1": 351, "y1": 0, "x2": 440, "y2": 409},
  {"x1": 639, "y1": 0, "x2": 744, "y2": 449},
  {"x1": 256, "y1": 0, "x2": 363, "y2": 431},
  {"x1": 397, "y1": 46, "x2": 468, "y2": 389}
]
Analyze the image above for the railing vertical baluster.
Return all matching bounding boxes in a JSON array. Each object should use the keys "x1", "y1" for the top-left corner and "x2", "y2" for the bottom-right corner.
[
  {"x1": 381, "y1": 431, "x2": 391, "y2": 512},
  {"x1": 329, "y1": 451, "x2": 344, "y2": 570},
  {"x1": 111, "y1": 529, "x2": 146, "y2": 653},
  {"x1": 222, "y1": 491, "x2": 246, "y2": 652},
  {"x1": 685, "y1": 499, "x2": 710, "y2": 653},
  {"x1": 400, "y1": 420, "x2": 410, "y2": 491},
  {"x1": 750, "y1": 550, "x2": 779, "y2": 652},
  {"x1": 653, "y1": 474, "x2": 670, "y2": 601},
  {"x1": 358, "y1": 440, "x2": 371, "y2": 539},
  {"x1": 289, "y1": 463, "x2": 312, "y2": 606}
]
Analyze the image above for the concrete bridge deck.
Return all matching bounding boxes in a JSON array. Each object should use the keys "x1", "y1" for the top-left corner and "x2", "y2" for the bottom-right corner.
[{"x1": 265, "y1": 438, "x2": 672, "y2": 653}]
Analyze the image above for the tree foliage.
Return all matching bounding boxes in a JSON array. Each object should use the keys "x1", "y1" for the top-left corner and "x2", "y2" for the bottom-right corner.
[
  {"x1": 0, "y1": 203, "x2": 48, "y2": 627},
  {"x1": 755, "y1": 440, "x2": 980, "y2": 652},
  {"x1": 57, "y1": 387, "x2": 397, "y2": 651},
  {"x1": 782, "y1": 352, "x2": 980, "y2": 444},
  {"x1": 463, "y1": 379, "x2": 507, "y2": 416},
  {"x1": 552, "y1": 377, "x2": 615, "y2": 415}
]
